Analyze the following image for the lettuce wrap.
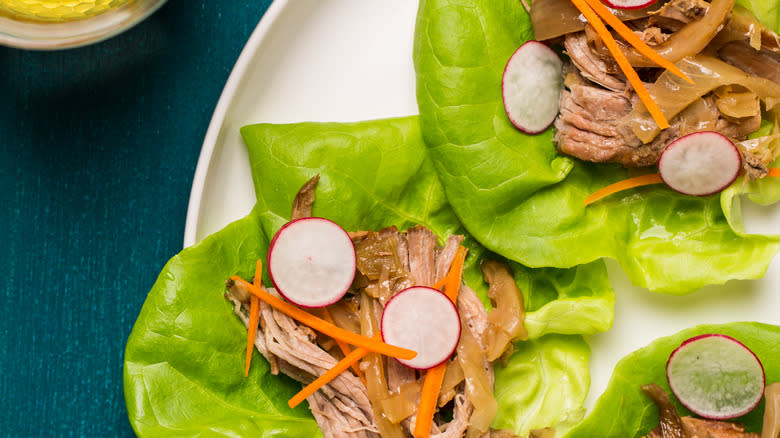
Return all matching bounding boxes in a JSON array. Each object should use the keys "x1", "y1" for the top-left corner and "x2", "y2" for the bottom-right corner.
[
  {"x1": 413, "y1": 0, "x2": 780, "y2": 294},
  {"x1": 565, "y1": 322, "x2": 780, "y2": 437},
  {"x1": 124, "y1": 116, "x2": 614, "y2": 436}
]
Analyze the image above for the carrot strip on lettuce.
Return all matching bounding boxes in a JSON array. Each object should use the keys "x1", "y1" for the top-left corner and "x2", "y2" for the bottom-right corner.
[
  {"x1": 244, "y1": 259, "x2": 264, "y2": 377},
  {"x1": 230, "y1": 276, "x2": 417, "y2": 360},
  {"x1": 414, "y1": 246, "x2": 467, "y2": 438},
  {"x1": 287, "y1": 333, "x2": 378, "y2": 408},
  {"x1": 569, "y1": 0, "x2": 670, "y2": 129},
  {"x1": 584, "y1": 173, "x2": 664, "y2": 206},
  {"x1": 580, "y1": 0, "x2": 693, "y2": 84}
]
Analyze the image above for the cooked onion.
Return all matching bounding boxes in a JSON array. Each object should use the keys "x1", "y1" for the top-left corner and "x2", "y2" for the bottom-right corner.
[
  {"x1": 621, "y1": 0, "x2": 735, "y2": 67},
  {"x1": 714, "y1": 87, "x2": 761, "y2": 119},
  {"x1": 628, "y1": 55, "x2": 780, "y2": 142},
  {"x1": 457, "y1": 322, "x2": 497, "y2": 438},
  {"x1": 762, "y1": 382, "x2": 780, "y2": 438},
  {"x1": 482, "y1": 260, "x2": 528, "y2": 362},
  {"x1": 359, "y1": 292, "x2": 405, "y2": 438},
  {"x1": 709, "y1": 5, "x2": 780, "y2": 53},
  {"x1": 530, "y1": 0, "x2": 663, "y2": 41},
  {"x1": 380, "y1": 381, "x2": 421, "y2": 425},
  {"x1": 438, "y1": 359, "x2": 465, "y2": 407}
]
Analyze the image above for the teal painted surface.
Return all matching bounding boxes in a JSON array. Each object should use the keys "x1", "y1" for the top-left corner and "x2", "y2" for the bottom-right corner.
[{"x1": 0, "y1": 0, "x2": 272, "y2": 435}]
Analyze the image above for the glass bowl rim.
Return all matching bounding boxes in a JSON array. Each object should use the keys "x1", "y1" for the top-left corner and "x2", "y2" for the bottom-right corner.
[{"x1": 0, "y1": 0, "x2": 168, "y2": 50}]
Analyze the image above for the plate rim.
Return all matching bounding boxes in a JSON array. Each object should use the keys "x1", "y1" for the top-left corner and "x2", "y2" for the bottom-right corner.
[{"x1": 183, "y1": 0, "x2": 289, "y2": 248}]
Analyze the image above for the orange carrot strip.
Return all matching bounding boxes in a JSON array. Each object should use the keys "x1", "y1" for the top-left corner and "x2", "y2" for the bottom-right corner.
[
  {"x1": 768, "y1": 168, "x2": 780, "y2": 178},
  {"x1": 244, "y1": 259, "x2": 263, "y2": 377},
  {"x1": 414, "y1": 246, "x2": 467, "y2": 438},
  {"x1": 231, "y1": 276, "x2": 416, "y2": 360},
  {"x1": 287, "y1": 333, "x2": 378, "y2": 408},
  {"x1": 442, "y1": 246, "x2": 468, "y2": 302},
  {"x1": 320, "y1": 307, "x2": 366, "y2": 384},
  {"x1": 581, "y1": 0, "x2": 693, "y2": 84},
  {"x1": 414, "y1": 363, "x2": 448, "y2": 438},
  {"x1": 432, "y1": 246, "x2": 468, "y2": 294},
  {"x1": 569, "y1": 0, "x2": 670, "y2": 129},
  {"x1": 584, "y1": 173, "x2": 664, "y2": 206}
]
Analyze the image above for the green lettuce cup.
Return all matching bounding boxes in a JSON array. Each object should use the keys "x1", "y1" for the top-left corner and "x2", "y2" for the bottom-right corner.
[
  {"x1": 566, "y1": 322, "x2": 780, "y2": 437},
  {"x1": 413, "y1": 0, "x2": 780, "y2": 294},
  {"x1": 124, "y1": 117, "x2": 614, "y2": 436}
]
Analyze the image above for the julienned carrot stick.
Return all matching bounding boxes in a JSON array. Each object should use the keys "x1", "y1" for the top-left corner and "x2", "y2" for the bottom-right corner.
[
  {"x1": 569, "y1": 0, "x2": 670, "y2": 130},
  {"x1": 244, "y1": 260, "x2": 263, "y2": 377},
  {"x1": 320, "y1": 307, "x2": 366, "y2": 384},
  {"x1": 442, "y1": 246, "x2": 468, "y2": 302},
  {"x1": 414, "y1": 245, "x2": 467, "y2": 438},
  {"x1": 584, "y1": 173, "x2": 664, "y2": 206},
  {"x1": 768, "y1": 168, "x2": 780, "y2": 178},
  {"x1": 230, "y1": 276, "x2": 417, "y2": 360},
  {"x1": 287, "y1": 334, "x2": 378, "y2": 408},
  {"x1": 581, "y1": 0, "x2": 693, "y2": 84},
  {"x1": 432, "y1": 246, "x2": 468, "y2": 294},
  {"x1": 413, "y1": 363, "x2": 448, "y2": 438}
]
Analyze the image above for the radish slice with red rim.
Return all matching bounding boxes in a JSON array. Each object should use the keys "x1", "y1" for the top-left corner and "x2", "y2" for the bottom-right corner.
[
  {"x1": 381, "y1": 286, "x2": 461, "y2": 370},
  {"x1": 267, "y1": 217, "x2": 356, "y2": 308},
  {"x1": 658, "y1": 131, "x2": 742, "y2": 197},
  {"x1": 502, "y1": 41, "x2": 564, "y2": 135},
  {"x1": 601, "y1": 0, "x2": 658, "y2": 10},
  {"x1": 666, "y1": 334, "x2": 765, "y2": 420}
]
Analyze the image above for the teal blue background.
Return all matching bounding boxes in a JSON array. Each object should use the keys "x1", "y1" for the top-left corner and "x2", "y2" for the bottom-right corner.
[{"x1": 0, "y1": 0, "x2": 272, "y2": 435}]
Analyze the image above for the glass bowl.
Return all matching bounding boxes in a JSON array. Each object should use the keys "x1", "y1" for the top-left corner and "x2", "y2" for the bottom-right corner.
[{"x1": 0, "y1": 0, "x2": 167, "y2": 50}]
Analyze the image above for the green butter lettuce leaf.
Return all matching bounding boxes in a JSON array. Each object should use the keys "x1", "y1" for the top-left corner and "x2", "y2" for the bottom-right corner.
[
  {"x1": 736, "y1": 0, "x2": 779, "y2": 30},
  {"x1": 413, "y1": 0, "x2": 780, "y2": 294},
  {"x1": 493, "y1": 335, "x2": 591, "y2": 436},
  {"x1": 515, "y1": 261, "x2": 614, "y2": 339},
  {"x1": 124, "y1": 117, "x2": 614, "y2": 437},
  {"x1": 241, "y1": 117, "x2": 607, "y2": 436},
  {"x1": 124, "y1": 210, "x2": 323, "y2": 437},
  {"x1": 240, "y1": 117, "x2": 614, "y2": 337},
  {"x1": 565, "y1": 322, "x2": 780, "y2": 437}
]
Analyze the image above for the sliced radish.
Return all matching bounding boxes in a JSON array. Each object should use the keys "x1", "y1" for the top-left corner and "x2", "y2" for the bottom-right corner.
[
  {"x1": 502, "y1": 41, "x2": 563, "y2": 135},
  {"x1": 658, "y1": 131, "x2": 742, "y2": 197},
  {"x1": 267, "y1": 217, "x2": 356, "y2": 308},
  {"x1": 601, "y1": 0, "x2": 658, "y2": 10},
  {"x1": 381, "y1": 287, "x2": 461, "y2": 370},
  {"x1": 666, "y1": 334, "x2": 765, "y2": 420}
]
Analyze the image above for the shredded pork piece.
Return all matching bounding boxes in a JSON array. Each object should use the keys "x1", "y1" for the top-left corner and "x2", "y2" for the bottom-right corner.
[
  {"x1": 646, "y1": 416, "x2": 760, "y2": 438},
  {"x1": 648, "y1": 0, "x2": 709, "y2": 32},
  {"x1": 553, "y1": 4, "x2": 780, "y2": 170},
  {"x1": 719, "y1": 41, "x2": 780, "y2": 85},
  {"x1": 227, "y1": 290, "x2": 377, "y2": 435},
  {"x1": 291, "y1": 174, "x2": 320, "y2": 220},
  {"x1": 407, "y1": 225, "x2": 438, "y2": 287},
  {"x1": 228, "y1": 202, "x2": 514, "y2": 437},
  {"x1": 563, "y1": 31, "x2": 626, "y2": 92}
]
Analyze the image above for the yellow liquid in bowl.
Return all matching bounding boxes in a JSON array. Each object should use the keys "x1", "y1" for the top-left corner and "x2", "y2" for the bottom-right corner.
[{"x1": 0, "y1": 0, "x2": 129, "y2": 22}]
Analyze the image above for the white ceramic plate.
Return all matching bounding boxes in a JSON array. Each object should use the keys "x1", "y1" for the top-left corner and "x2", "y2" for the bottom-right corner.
[{"x1": 184, "y1": 0, "x2": 780, "y2": 414}]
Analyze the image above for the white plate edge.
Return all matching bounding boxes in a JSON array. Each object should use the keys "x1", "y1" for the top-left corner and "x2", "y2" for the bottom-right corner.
[{"x1": 183, "y1": 0, "x2": 290, "y2": 249}]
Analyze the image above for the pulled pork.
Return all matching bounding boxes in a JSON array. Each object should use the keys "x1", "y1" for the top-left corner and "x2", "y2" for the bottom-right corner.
[
  {"x1": 641, "y1": 383, "x2": 759, "y2": 438},
  {"x1": 551, "y1": 0, "x2": 780, "y2": 177},
  {"x1": 225, "y1": 177, "x2": 527, "y2": 438}
]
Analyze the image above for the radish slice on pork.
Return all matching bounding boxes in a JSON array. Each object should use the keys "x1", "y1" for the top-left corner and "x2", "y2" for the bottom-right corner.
[
  {"x1": 381, "y1": 286, "x2": 461, "y2": 370},
  {"x1": 601, "y1": 0, "x2": 658, "y2": 9},
  {"x1": 658, "y1": 131, "x2": 742, "y2": 197},
  {"x1": 502, "y1": 41, "x2": 563, "y2": 135},
  {"x1": 667, "y1": 334, "x2": 765, "y2": 419},
  {"x1": 267, "y1": 217, "x2": 356, "y2": 308}
]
